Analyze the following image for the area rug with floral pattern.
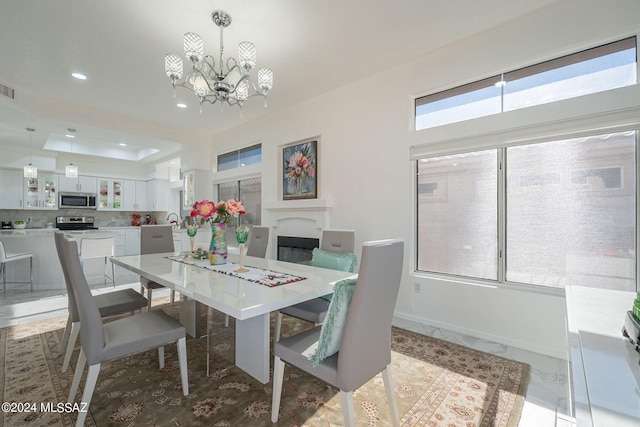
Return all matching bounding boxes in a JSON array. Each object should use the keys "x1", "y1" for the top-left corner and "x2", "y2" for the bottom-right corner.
[{"x1": 1, "y1": 297, "x2": 529, "y2": 426}]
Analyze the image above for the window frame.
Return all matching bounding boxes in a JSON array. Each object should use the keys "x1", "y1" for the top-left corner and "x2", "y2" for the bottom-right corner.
[{"x1": 412, "y1": 126, "x2": 640, "y2": 293}]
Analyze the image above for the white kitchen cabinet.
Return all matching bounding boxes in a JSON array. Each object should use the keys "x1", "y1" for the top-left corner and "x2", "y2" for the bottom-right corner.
[
  {"x1": 146, "y1": 179, "x2": 169, "y2": 211},
  {"x1": 183, "y1": 169, "x2": 212, "y2": 209},
  {"x1": 58, "y1": 175, "x2": 97, "y2": 193},
  {"x1": 97, "y1": 178, "x2": 124, "y2": 210},
  {"x1": 125, "y1": 228, "x2": 141, "y2": 255},
  {"x1": 111, "y1": 229, "x2": 127, "y2": 256},
  {"x1": 0, "y1": 169, "x2": 24, "y2": 209},
  {"x1": 24, "y1": 174, "x2": 57, "y2": 210},
  {"x1": 123, "y1": 180, "x2": 147, "y2": 211},
  {"x1": 172, "y1": 230, "x2": 183, "y2": 252}
]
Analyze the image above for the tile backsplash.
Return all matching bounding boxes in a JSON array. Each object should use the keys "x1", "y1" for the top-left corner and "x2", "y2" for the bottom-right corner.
[{"x1": 0, "y1": 209, "x2": 171, "y2": 228}]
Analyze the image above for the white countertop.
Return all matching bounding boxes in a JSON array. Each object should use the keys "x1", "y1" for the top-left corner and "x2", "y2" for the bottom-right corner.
[{"x1": 566, "y1": 285, "x2": 640, "y2": 427}]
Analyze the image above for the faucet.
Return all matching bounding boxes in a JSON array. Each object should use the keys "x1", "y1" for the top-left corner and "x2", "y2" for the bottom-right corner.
[{"x1": 166, "y1": 212, "x2": 179, "y2": 227}]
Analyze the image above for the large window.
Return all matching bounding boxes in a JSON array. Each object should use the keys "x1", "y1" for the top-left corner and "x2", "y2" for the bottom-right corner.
[
  {"x1": 218, "y1": 177, "x2": 262, "y2": 244},
  {"x1": 415, "y1": 37, "x2": 637, "y2": 130},
  {"x1": 416, "y1": 131, "x2": 637, "y2": 291}
]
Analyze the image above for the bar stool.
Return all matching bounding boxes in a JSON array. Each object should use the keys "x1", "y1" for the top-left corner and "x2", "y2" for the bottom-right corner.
[
  {"x1": 0, "y1": 240, "x2": 33, "y2": 292},
  {"x1": 79, "y1": 236, "x2": 115, "y2": 287}
]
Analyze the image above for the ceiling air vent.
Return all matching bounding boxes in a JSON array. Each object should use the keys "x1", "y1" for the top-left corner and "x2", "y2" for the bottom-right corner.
[{"x1": 0, "y1": 83, "x2": 15, "y2": 99}]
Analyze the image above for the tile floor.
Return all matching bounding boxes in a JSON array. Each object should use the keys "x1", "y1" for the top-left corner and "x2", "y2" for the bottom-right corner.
[{"x1": 1, "y1": 267, "x2": 571, "y2": 426}]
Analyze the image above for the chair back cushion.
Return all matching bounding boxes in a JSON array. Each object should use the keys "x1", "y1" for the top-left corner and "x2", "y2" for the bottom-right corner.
[
  {"x1": 140, "y1": 225, "x2": 174, "y2": 255},
  {"x1": 320, "y1": 230, "x2": 355, "y2": 254},
  {"x1": 246, "y1": 226, "x2": 269, "y2": 258},
  {"x1": 54, "y1": 232, "x2": 80, "y2": 322},
  {"x1": 337, "y1": 239, "x2": 404, "y2": 391},
  {"x1": 308, "y1": 278, "x2": 357, "y2": 366},
  {"x1": 311, "y1": 248, "x2": 357, "y2": 273},
  {"x1": 59, "y1": 235, "x2": 105, "y2": 365}
]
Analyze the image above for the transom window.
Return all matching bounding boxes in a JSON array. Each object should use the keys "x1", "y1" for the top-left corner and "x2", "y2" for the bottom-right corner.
[{"x1": 415, "y1": 37, "x2": 637, "y2": 130}]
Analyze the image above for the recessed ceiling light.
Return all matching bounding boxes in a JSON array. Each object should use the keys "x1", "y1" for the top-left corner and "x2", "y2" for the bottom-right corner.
[
  {"x1": 72, "y1": 72, "x2": 87, "y2": 80},
  {"x1": 119, "y1": 143, "x2": 127, "y2": 147},
  {"x1": 176, "y1": 103, "x2": 187, "y2": 109}
]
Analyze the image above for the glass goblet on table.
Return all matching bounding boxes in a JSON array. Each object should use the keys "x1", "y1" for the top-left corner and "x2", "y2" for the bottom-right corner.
[
  {"x1": 235, "y1": 226, "x2": 250, "y2": 273},
  {"x1": 186, "y1": 225, "x2": 198, "y2": 253}
]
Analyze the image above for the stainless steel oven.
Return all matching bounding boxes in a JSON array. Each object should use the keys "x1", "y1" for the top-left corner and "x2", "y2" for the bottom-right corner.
[{"x1": 59, "y1": 192, "x2": 97, "y2": 209}]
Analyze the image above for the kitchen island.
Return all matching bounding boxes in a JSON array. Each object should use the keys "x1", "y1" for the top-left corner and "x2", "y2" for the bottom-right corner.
[{"x1": 0, "y1": 229, "x2": 118, "y2": 290}]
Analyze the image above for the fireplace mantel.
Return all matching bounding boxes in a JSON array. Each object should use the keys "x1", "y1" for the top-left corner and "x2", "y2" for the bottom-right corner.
[
  {"x1": 263, "y1": 198, "x2": 332, "y2": 212},
  {"x1": 264, "y1": 199, "x2": 333, "y2": 243}
]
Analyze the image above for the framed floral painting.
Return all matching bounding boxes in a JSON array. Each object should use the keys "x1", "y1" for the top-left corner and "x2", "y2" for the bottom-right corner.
[{"x1": 282, "y1": 139, "x2": 317, "y2": 200}]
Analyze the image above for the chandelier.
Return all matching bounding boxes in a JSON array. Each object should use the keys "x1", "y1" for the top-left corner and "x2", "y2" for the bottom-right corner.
[
  {"x1": 23, "y1": 128, "x2": 37, "y2": 179},
  {"x1": 164, "y1": 10, "x2": 274, "y2": 112},
  {"x1": 65, "y1": 128, "x2": 78, "y2": 178}
]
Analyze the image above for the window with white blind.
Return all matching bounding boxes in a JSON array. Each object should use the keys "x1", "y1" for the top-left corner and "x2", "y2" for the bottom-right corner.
[
  {"x1": 416, "y1": 131, "x2": 637, "y2": 291},
  {"x1": 415, "y1": 37, "x2": 637, "y2": 130}
]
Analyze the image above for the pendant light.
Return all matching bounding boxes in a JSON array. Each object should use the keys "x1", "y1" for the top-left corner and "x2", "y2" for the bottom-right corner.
[
  {"x1": 65, "y1": 128, "x2": 78, "y2": 178},
  {"x1": 23, "y1": 128, "x2": 37, "y2": 178}
]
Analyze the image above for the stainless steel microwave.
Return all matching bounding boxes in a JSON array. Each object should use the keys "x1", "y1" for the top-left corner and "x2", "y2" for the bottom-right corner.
[{"x1": 59, "y1": 192, "x2": 97, "y2": 209}]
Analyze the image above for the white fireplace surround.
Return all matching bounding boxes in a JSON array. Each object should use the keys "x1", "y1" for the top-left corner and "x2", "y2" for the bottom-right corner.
[{"x1": 263, "y1": 199, "x2": 332, "y2": 257}]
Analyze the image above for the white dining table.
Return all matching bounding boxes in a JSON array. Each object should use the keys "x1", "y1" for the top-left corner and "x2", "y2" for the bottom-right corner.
[{"x1": 110, "y1": 252, "x2": 356, "y2": 384}]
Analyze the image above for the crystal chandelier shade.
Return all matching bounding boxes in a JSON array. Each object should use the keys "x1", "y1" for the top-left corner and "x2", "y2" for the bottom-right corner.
[
  {"x1": 24, "y1": 164, "x2": 37, "y2": 179},
  {"x1": 65, "y1": 128, "x2": 79, "y2": 178},
  {"x1": 23, "y1": 127, "x2": 37, "y2": 179},
  {"x1": 164, "y1": 10, "x2": 273, "y2": 110},
  {"x1": 65, "y1": 164, "x2": 78, "y2": 178}
]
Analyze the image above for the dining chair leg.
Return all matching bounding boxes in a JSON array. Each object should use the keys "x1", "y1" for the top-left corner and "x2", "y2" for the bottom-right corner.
[
  {"x1": 110, "y1": 260, "x2": 115, "y2": 287},
  {"x1": 1, "y1": 263, "x2": 5, "y2": 292},
  {"x1": 61, "y1": 321, "x2": 80, "y2": 373},
  {"x1": 224, "y1": 314, "x2": 229, "y2": 327},
  {"x1": 340, "y1": 390, "x2": 356, "y2": 427},
  {"x1": 271, "y1": 356, "x2": 285, "y2": 423},
  {"x1": 76, "y1": 363, "x2": 100, "y2": 427},
  {"x1": 177, "y1": 337, "x2": 189, "y2": 395},
  {"x1": 382, "y1": 365, "x2": 400, "y2": 427},
  {"x1": 158, "y1": 346, "x2": 165, "y2": 369},
  {"x1": 147, "y1": 289, "x2": 153, "y2": 310},
  {"x1": 170, "y1": 290, "x2": 175, "y2": 305},
  {"x1": 68, "y1": 349, "x2": 87, "y2": 402},
  {"x1": 58, "y1": 316, "x2": 72, "y2": 357},
  {"x1": 274, "y1": 311, "x2": 284, "y2": 345}
]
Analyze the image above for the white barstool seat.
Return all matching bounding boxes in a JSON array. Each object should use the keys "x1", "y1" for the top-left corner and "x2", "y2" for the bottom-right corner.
[
  {"x1": 79, "y1": 236, "x2": 115, "y2": 286},
  {"x1": 0, "y1": 240, "x2": 33, "y2": 292}
]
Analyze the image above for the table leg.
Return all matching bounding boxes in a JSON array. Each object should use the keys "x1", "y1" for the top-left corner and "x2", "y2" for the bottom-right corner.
[
  {"x1": 179, "y1": 297, "x2": 202, "y2": 339},
  {"x1": 235, "y1": 313, "x2": 270, "y2": 384}
]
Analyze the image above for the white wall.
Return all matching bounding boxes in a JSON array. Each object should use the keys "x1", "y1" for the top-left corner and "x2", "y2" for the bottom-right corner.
[{"x1": 209, "y1": 0, "x2": 640, "y2": 358}]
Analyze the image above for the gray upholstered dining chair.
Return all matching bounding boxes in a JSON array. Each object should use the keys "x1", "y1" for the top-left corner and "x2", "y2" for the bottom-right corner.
[
  {"x1": 274, "y1": 229, "x2": 356, "y2": 344},
  {"x1": 59, "y1": 234, "x2": 188, "y2": 427},
  {"x1": 271, "y1": 238, "x2": 404, "y2": 426},
  {"x1": 245, "y1": 225, "x2": 269, "y2": 257},
  {"x1": 54, "y1": 232, "x2": 148, "y2": 373},
  {"x1": 140, "y1": 225, "x2": 176, "y2": 309}
]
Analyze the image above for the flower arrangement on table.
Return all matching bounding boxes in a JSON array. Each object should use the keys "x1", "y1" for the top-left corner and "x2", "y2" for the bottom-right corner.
[
  {"x1": 190, "y1": 199, "x2": 246, "y2": 264},
  {"x1": 190, "y1": 199, "x2": 246, "y2": 224}
]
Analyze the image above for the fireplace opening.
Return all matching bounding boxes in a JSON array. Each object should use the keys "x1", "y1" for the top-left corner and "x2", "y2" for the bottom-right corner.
[{"x1": 277, "y1": 236, "x2": 320, "y2": 264}]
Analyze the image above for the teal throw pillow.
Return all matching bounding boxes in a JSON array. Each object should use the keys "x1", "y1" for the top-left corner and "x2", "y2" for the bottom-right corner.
[
  {"x1": 308, "y1": 278, "x2": 357, "y2": 367},
  {"x1": 311, "y1": 248, "x2": 357, "y2": 273}
]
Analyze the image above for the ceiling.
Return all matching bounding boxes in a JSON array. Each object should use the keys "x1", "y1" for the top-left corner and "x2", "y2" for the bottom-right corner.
[{"x1": 0, "y1": 0, "x2": 560, "y2": 168}]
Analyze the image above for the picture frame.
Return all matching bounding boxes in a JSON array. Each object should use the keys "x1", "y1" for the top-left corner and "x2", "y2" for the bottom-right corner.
[{"x1": 282, "y1": 139, "x2": 318, "y2": 200}]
